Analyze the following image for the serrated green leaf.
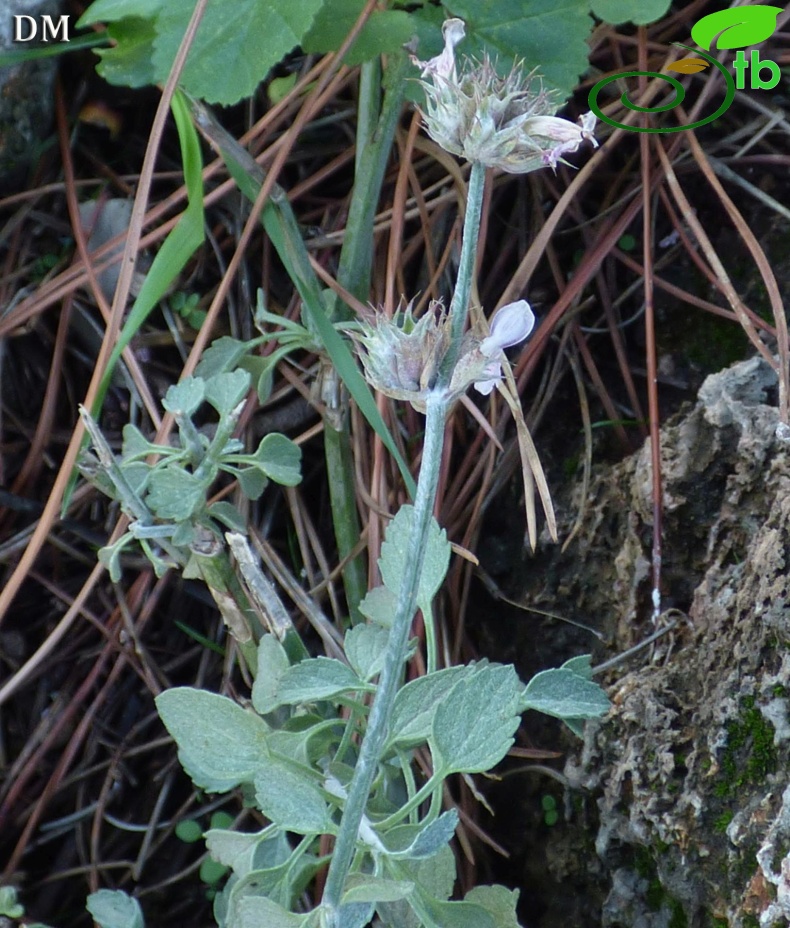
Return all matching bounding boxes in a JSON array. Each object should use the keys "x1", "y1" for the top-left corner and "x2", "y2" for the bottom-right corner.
[
  {"x1": 195, "y1": 336, "x2": 255, "y2": 379},
  {"x1": 204, "y1": 370, "x2": 251, "y2": 417},
  {"x1": 205, "y1": 827, "x2": 283, "y2": 881},
  {"x1": 690, "y1": 6, "x2": 782, "y2": 51},
  {"x1": 251, "y1": 634, "x2": 291, "y2": 714},
  {"x1": 342, "y1": 874, "x2": 414, "y2": 905},
  {"x1": 121, "y1": 423, "x2": 169, "y2": 459},
  {"x1": 146, "y1": 466, "x2": 206, "y2": 521},
  {"x1": 382, "y1": 810, "x2": 459, "y2": 860},
  {"x1": 275, "y1": 656, "x2": 369, "y2": 705},
  {"x1": 380, "y1": 506, "x2": 450, "y2": 612},
  {"x1": 303, "y1": 2, "x2": 415, "y2": 65},
  {"x1": 388, "y1": 666, "x2": 473, "y2": 750},
  {"x1": 431, "y1": 665, "x2": 523, "y2": 775},
  {"x1": 156, "y1": 688, "x2": 270, "y2": 792},
  {"x1": 82, "y1": 0, "x2": 326, "y2": 105},
  {"x1": 253, "y1": 758, "x2": 331, "y2": 834},
  {"x1": 162, "y1": 376, "x2": 205, "y2": 417},
  {"x1": 465, "y1": 885, "x2": 522, "y2": 928},
  {"x1": 85, "y1": 890, "x2": 144, "y2": 928},
  {"x1": 522, "y1": 667, "x2": 610, "y2": 721},
  {"x1": 344, "y1": 623, "x2": 389, "y2": 681},
  {"x1": 590, "y1": 0, "x2": 671, "y2": 27},
  {"x1": 428, "y1": 0, "x2": 595, "y2": 99}
]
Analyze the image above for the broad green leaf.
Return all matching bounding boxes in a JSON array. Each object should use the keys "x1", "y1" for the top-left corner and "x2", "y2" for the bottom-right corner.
[
  {"x1": 81, "y1": 0, "x2": 326, "y2": 105},
  {"x1": 0, "y1": 887, "x2": 23, "y2": 919},
  {"x1": 156, "y1": 688, "x2": 270, "y2": 792},
  {"x1": 342, "y1": 874, "x2": 413, "y2": 905},
  {"x1": 560, "y1": 653, "x2": 594, "y2": 679},
  {"x1": 121, "y1": 423, "x2": 170, "y2": 459},
  {"x1": 590, "y1": 0, "x2": 671, "y2": 26},
  {"x1": 691, "y1": 6, "x2": 782, "y2": 51},
  {"x1": 382, "y1": 810, "x2": 459, "y2": 860},
  {"x1": 429, "y1": 0, "x2": 595, "y2": 99},
  {"x1": 162, "y1": 376, "x2": 205, "y2": 417},
  {"x1": 415, "y1": 894, "x2": 495, "y2": 928},
  {"x1": 235, "y1": 896, "x2": 309, "y2": 928},
  {"x1": 431, "y1": 665, "x2": 523, "y2": 775},
  {"x1": 336, "y1": 903, "x2": 374, "y2": 928},
  {"x1": 465, "y1": 885, "x2": 522, "y2": 928},
  {"x1": 359, "y1": 585, "x2": 397, "y2": 628},
  {"x1": 275, "y1": 656, "x2": 369, "y2": 705},
  {"x1": 378, "y1": 846, "x2": 457, "y2": 928},
  {"x1": 206, "y1": 829, "x2": 273, "y2": 880},
  {"x1": 252, "y1": 634, "x2": 291, "y2": 714},
  {"x1": 344, "y1": 623, "x2": 389, "y2": 681},
  {"x1": 207, "y1": 501, "x2": 246, "y2": 533},
  {"x1": 388, "y1": 666, "x2": 473, "y2": 750},
  {"x1": 195, "y1": 336, "x2": 259, "y2": 379},
  {"x1": 303, "y1": 2, "x2": 415, "y2": 64},
  {"x1": 235, "y1": 466, "x2": 267, "y2": 500},
  {"x1": 85, "y1": 890, "x2": 144, "y2": 928},
  {"x1": 253, "y1": 758, "x2": 331, "y2": 834},
  {"x1": 522, "y1": 668, "x2": 610, "y2": 721},
  {"x1": 145, "y1": 466, "x2": 205, "y2": 521},
  {"x1": 251, "y1": 433, "x2": 302, "y2": 486},
  {"x1": 204, "y1": 370, "x2": 251, "y2": 417},
  {"x1": 379, "y1": 506, "x2": 450, "y2": 612}
]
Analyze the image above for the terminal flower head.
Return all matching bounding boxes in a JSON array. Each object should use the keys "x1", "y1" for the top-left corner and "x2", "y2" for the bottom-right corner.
[
  {"x1": 353, "y1": 299, "x2": 535, "y2": 408},
  {"x1": 413, "y1": 18, "x2": 598, "y2": 174}
]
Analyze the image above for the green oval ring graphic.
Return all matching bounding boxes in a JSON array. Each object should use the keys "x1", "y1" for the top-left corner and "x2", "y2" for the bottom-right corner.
[{"x1": 588, "y1": 44, "x2": 736, "y2": 134}]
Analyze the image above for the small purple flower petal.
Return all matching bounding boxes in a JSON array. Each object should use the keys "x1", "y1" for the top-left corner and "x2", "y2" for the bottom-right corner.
[{"x1": 420, "y1": 18, "x2": 465, "y2": 79}]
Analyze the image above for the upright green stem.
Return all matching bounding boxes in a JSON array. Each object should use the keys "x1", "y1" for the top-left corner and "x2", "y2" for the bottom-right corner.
[
  {"x1": 440, "y1": 160, "x2": 487, "y2": 384},
  {"x1": 320, "y1": 161, "x2": 489, "y2": 924},
  {"x1": 321, "y1": 394, "x2": 448, "y2": 924}
]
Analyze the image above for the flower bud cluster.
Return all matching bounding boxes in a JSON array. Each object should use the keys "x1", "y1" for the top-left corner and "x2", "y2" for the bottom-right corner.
[
  {"x1": 414, "y1": 18, "x2": 598, "y2": 174},
  {"x1": 353, "y1": 299, "x2": 535, "y2": 409}
]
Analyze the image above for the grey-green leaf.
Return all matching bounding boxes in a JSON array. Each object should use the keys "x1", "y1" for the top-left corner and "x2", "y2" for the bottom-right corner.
[
  {"x1": 204, "y1": 369, "x2": 251, "y2": 416},
  {"x1": 235, "y1": 896, "x2": 309, "y2": 928},
  {"x1": 522, "y1": 668, "x2": 610, "y2": 721},
  {"x1": 275, "y1": 657, "x2": 369, "y2": 706},
  {"x1": 379, "y1": 505, "x2": 450, "y2": 611},
  {"x1": 146, "y1": 466, "x2": 206, "y2": 521},
  {"x1": 359, "y1": 585, "x2": 397, "y2": 627},
  {"x1": 388, "y1": 666, "x2": 473, "y2": 751},
  {"x1": 341, "y1": 874, "x2": 413, "y2": 905},
  {"x1": 85, "y1": 890, "x2": 144, "y2": 928},
  {"x1": 156, "y1": 688, "x2": 270, "y2": 792},
  {"x1": 251, "y1": 433, "x2": 302, "y2": 486},
  {"x1": 253, "y1": 758, "x2": 331, "y2": 834},
  {"x1": 465, "y1": 885, "x2": 522, "y2": 928},
  {"x1": 431, "y1": 665, "x2": 523, "y2": 775},
  {"x1": 251, "y1": 634, "x2": 291, "y2": 714},
  {"x1": 383, "y1": 810, "x2": 459, "y2": 860},
  {"x1": 162, "y1": 376, "x2": 205, "y2": 416},
  {"x1": 344, "y1": 623, "x2": 389, "y2": 681}
]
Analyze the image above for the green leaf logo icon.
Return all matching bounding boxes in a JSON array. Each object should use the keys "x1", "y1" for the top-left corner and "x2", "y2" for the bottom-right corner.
[{"x1": 691, "y1": 6, "x2": 782, "y2": 51}]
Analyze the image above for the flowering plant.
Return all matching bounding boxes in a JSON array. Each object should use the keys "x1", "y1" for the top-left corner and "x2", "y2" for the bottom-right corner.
[{"x1": 414, "y1": 18, "x2": 598, "y2": 174}]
